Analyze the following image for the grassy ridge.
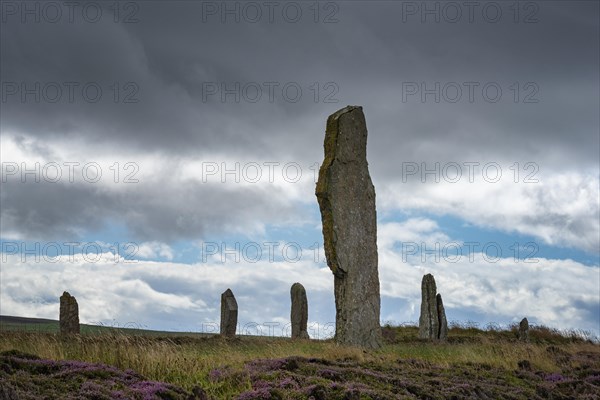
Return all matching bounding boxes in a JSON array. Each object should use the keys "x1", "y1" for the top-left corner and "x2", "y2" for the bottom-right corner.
[
  {"x1": 0, "y1": 315, "x2": 214, "y2": 337},
  {"x1": 1, "y1": 320, "x2": 598, "y2": 398}
]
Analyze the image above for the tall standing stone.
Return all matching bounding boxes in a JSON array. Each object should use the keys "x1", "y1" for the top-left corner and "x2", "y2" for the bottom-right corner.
[
  {"x1": 59, "y1": 291, "x2": 80, "y2": 335},
  {"x1": 436, "y1": 293, "x2": 448, "y2": 341},
  {"x1": 419, "y1": 274, "x2": 448, "y2": 341},
  {"x1": 315, "y1": 105, "x2": 382, "y2": 349},
  {"x1": 419, "y1": 274, "x2": 439, "y2": 340},
  {"x1": 519, "y1": 317, "x2": 529, "y2": 342},
  {"x1": 290, "y1": 283, "x2": 310, "y2": 339},
  {"x1": 220, "y1": 289, "x2": 238, "y2": 337}
]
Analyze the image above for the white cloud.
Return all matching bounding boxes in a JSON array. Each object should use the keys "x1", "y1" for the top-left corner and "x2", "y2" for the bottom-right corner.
[
  {"x1": 2, "y1": 219, "x2": 598, "y2": 337},
  {"x1": 377, "y1": 218, "x2": 599, "y2": 333},
  {"x1": 377, "y1": 218, "x2": 450, "y2": 249},
  {"x1": 137, "y1": 241, "x2": 174, "y2": 260},
  {"x1": 0, "y1": 252, "x2": 334, "y2": 335},
  {"x1": 379, "y1": 170, "x2": 600, "y2": 254},
  {"x1": 4, "y1": 133, "x2": 596, "y2": 260}
]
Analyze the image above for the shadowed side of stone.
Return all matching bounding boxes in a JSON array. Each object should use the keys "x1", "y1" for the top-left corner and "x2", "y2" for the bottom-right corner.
[
  {"x1": 59, "y1": 291, "x2": 80, "y2": 335},
  {"x1": 419, "y1": 274, "x2": 439, "y2": 340},
  {"x1": 220, "y1": 289, "x2": 238, "y2": 337},
  {"x1": 315, "y1": 105, "x2": 382, "y2": 349},
  {"x1": 290, "y1": 283, "x2": 309, "y2": 339},
  {"x1": 437, "y1": 293, "x2": 448, "y2": 341}
]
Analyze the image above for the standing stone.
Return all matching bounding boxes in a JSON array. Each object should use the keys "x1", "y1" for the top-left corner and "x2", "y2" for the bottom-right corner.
[
  {"x1": 315, "y1": 106, "x2": 382, "y2": 349},
  {"x1": 290, "y1": 283, "x2": 310, "y2": 339},
  {"x1": 519, "y1": 317, "x2": 529, "y2": 342},
  {"x1": 418, "y1": 274, "x2": 439, "y2": 340},
  {"x1": 59, "y1": 291, "x2": 80, "y2": 335},
  {"x1": 418, "y1": 274, "x2": 448, "y2": 341},
  {"x1": 436, "y1": 294, "x2": 448, "y2": 341},
  {"x1": 220, "y1": 289, "x2": 238, "y2": 337}
]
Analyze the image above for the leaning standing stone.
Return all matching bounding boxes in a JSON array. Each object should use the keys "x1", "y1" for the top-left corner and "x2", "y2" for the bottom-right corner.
[
  {"x1": 220, "y1": 289, "x2": 238, "y2": 337},
  {"x1": 290, "y1": 283, "x2": 310, "y2": 339},
  {"x1": 436, "y1": 293, "x2": 448, "y2": 341},
  {"x1": 315, "y1": 105, "x2": 382, "y2": 349},
  {"x1": 418, "y1": 274, "x2": 439, "y2": 340},
  {"x1": 59, "y1": 291, "x2": 80, "y2": 335},
  {"x1": 519, "y1": 317, "x2": 529, "y2": 342}
]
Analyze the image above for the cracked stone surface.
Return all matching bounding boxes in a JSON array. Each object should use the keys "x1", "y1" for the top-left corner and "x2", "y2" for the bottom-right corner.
[
  {"x1": 59, "y1": 291, "x2": 80, "y2": 336},
  {"x1": 290, "y1": 283, "x2": 310, "y2": 339},
  {"x1": 419, "y1": 274, "x2": 448, "y2": 341},
  {"x1": 519, "y1": 317, "x2": 530, "y2": 342},
  {"x1": 220, "y1": 289, "x2": 238, "y2": 337},
  {"x1": 316, "y1": 106, "x2": 382, "y2": 349}
]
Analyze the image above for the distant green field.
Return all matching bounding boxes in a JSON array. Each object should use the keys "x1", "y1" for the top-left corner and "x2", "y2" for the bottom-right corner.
[
  {"x1": 0, "y1": 315, "x2": 252, "y2": 338},
  {"x1": 0, "y1": 315, "x2": 188, "y2": 335},
  {"x1": 0, "y1": 316, "x2": 58, "y2": 333}
]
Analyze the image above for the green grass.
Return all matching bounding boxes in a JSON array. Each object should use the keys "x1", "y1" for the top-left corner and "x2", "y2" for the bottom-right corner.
[{"x1": 1, "y1": 319, "x2": 598, "y2": 399}]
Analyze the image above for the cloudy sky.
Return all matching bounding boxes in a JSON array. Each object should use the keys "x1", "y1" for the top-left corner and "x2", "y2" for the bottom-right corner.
[{"x1": 1, "y1": 1, "x2": 599, "y2": 337}]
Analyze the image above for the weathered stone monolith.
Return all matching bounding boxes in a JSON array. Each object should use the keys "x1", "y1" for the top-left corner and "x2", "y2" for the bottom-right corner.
[
  {"x1": 436, "y1": 293, "x2": 448, "y2": 341},
  {"x1": 418, "y1": 274, "x2": 448, "y2": 341},
  {"x1": 59, "y1": 291, "x2": 80, "y2": 335},
  {"x1": 290, "y1": 283, "x2": 310, "y2": 339},
  {"x1": 419, "y1": 274, "x2": 439, "y2": 340},
  {"x1": 519, "y1": 317, "x2": 529, "y2": 342},
  {"x1": 315, "y1": 105, "x2": 382, "y2": 349},
  {"x1": 220, "y1": 289, "x2": 238, "y2": 337}
]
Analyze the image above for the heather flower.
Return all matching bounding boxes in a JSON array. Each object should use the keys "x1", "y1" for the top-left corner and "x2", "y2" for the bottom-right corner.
[
  {"x1": 545, "y1": 372, "x2": 566, "y2": 382},
  {"x1": 277, "y1": 377, "x2": 299, "y2": 389},
  {"x1": 209, "y1": 366, "x2": 233, "y2": 382},
  {"x1": 0, "y1": 351, "x2": 196, "y2": 400},
  {"x1": 317, "y1": 368, "x2": 340, "y2": 380},
  {"x1": 237, "y1": 387, "x2": 272, "y2": 400},
  {"x1": 79, "y1": 381, "x2": 113, "y2": 399},
  {"x1": 245, "y1": 358, "x2": 288, "y2": 373},
  {"x1": 252, "y1": 379, "x2": 272, "y2": 390}
]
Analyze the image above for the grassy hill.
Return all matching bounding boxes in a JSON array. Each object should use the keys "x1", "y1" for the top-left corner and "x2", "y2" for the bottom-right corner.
[
  {"x1": 0, "y1": 316, "x2": 598, "y2": 399},
  {"x1": 0, "y1": 315, "x2": 215, "y2": 337}
]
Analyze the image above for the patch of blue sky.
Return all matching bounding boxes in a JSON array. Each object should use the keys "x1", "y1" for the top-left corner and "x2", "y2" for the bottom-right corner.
[{"x1": 380, "y1": 211, "x2": 599, "y2": 267}]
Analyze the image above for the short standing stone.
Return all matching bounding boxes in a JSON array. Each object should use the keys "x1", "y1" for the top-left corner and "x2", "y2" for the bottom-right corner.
[
  {"x1": 418, "y1": 274, "x2": 439, "y2": 340},
  {"x1": 315, "y1": 106, "x2": 382, "y2": 349},
  {"x1": 436, "y1": 293, "x2": 448, "y2": 341},
  {"x1": 290, "y1": 283, "x2": 309, "y2": 339},
  {"x1": 220, "y1": 289, "x2": 238, "y2": 337},
  {"x1": 59, "y1": 291, "x2": 80, "y2": 335},
  {"x1": 519, "y1": 317, "x2": 529, "y2": 342}
]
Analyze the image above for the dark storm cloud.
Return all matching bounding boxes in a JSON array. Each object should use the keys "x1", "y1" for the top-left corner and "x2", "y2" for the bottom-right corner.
[
  {"x1": 3, "y1": 1, "x2": 597, "y2": 156},
  {"x1": 1, "y1": 3, "x2": 348, "y2": 156},
  {"x1": 1, "y1": 178, "x2": 301, "y2": 242},
  {"x1": 1, "y1": 0, "x2": 598, "y2": 244}
]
